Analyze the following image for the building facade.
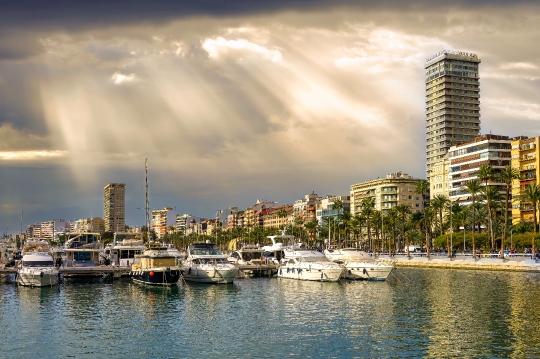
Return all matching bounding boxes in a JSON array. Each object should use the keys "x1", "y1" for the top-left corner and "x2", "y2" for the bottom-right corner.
[
  {"x1": 425, "y1": 50, "x2": 481, "y2": 176},
  {"x1": 511, "y1": 136, "x2": 540, "y2": 224},
  {"x1": 447, "y1": 134, "x2": 511, "y2": 205},
  {"x1": 151, "y1": 207, "x2": 176, "y2": 238},
  {"x1": 103, "y1": 183, "x2": 125, "y2": 232},
  {"x1": 350, "y1": 172, "x2": 425, "y2": 215},
  {"x1": 429, "y1": 157, "x2": 451, "y2": 199}
]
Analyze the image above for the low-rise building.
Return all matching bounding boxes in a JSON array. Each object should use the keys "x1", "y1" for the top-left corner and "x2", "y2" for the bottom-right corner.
[{"x1": 350, "y1": 172, "x2": 425, "y2": 215}]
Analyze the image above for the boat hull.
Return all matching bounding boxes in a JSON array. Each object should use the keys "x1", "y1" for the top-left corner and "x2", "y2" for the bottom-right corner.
[
  {"x1": 278, "y1": 266, "x2": 343, "y2": 282},
  {"x1": 182, "y1": 266, "x2": 239, "y2": 284},
  {"x1": 131, "y1": 268, "x2": 181, "y2": 285},
  {"x1": 17, "y1": 269, "x2": 59, "y2": 287},
  {"x1": 342, "y1": 262, "x2": 393, "y2": 281}
]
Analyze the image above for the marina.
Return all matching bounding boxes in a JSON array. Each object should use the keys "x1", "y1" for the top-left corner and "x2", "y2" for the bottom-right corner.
[{"x1": 1, "y1": 268, "x2": 540, "y2": 358}]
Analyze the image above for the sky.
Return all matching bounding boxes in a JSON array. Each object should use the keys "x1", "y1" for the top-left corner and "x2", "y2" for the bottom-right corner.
[{"x1": 1, "y1": 0, "x2": 540, "y2": 233}]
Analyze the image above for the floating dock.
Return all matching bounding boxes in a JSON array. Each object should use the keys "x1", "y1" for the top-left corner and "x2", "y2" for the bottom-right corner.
[{"x1": 236, "y1": 264, "x2": 278, "y2": 277}]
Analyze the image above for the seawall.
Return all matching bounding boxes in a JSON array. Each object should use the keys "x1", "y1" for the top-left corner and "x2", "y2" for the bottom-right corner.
[{"x1": 377, "y1": 256, "x2": 540, "y2": 273}]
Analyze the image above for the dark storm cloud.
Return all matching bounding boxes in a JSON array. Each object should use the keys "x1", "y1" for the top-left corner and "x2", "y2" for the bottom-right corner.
[{"x1": 1, "y1": 0, "x2": 540, "y2": 232}]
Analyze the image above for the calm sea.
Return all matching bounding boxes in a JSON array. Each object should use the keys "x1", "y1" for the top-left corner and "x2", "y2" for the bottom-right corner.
[{"x1": 1, "y1": 268, "x2": 540, "y2": 359}]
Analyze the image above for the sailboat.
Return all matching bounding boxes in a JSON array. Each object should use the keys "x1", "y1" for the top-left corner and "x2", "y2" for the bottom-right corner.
[{"x1": 130, "y1": 159, "x2": 181, "y2": 285}]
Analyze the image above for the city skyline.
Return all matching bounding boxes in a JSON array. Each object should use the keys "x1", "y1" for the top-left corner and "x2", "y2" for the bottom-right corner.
[{"x1": 1, "y1": 1, "x2": 540, "y2": 233}]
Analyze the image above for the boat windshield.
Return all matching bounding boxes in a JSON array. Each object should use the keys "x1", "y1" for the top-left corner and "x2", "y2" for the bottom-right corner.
[
  {"x1": 194, "y1": 258, "x2": 229, "y2": 264},
  {"x1": 300, "y1": 256, "x2": 329, "y2": 263},
  {"x1": 22, "y1": 260, "x2": 54, "y2": 267}
]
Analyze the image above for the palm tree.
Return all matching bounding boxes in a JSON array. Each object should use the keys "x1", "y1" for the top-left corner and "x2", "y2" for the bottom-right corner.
[
  {"x1": 498, "y1": 165, "x2": 520, "y2": 257},
  {"x1": 395, "y1": 204, "x2": 412, "y2": 252},
  {"x1": 454, "y1": 206, "x2": 470, "y2": 252},
  {"x1": 431, "y1": 194, "x2": 450, "y2": 238},
  {"x1": 414, "y1": 179, "x2": 430, "y2": 252},
  {"x1": 520, "y1": 182, "x2": 540, "y2": 234},
  {"x1": 477, "y1": 164, "x2": 494, "y2": 187},
  {"x1": 277, "y1": 208, "x2": 288, "y2": 229},
  {"x1": 360, "y1": 197, "x2": 376, "y2": 251},
  {"x1": 481, "y1": 185, "x2": 500, "y2": 251},
  {"x1": 371, "y1": 210, "x2": 382, "y2": 252},
  {"x1": 304, "y1": 219, "x2": 318, "y2": 247},
  {"x1": 462, "y1": 179, "x2": 483, "y2": 258},
  {"x1": 423, "y1": 207, "x2": 435, "y2": 256},
  {"x1": 386, "y1": 208, "x2": 398, "y2": 254},
  {"x1": 338, "y1": 210, "x2": 352, "y2": 247}
]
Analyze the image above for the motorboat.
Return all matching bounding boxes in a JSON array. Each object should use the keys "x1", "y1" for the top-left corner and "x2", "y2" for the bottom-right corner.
[
  {"x1": 182, "y1": 241, "x2": 239, "y2": 284},
  {"x1": 262, "y1": 230, "x2": 300, "y2": 264},
  {"x1": 61, "y1": 233, "x2": 104, "y2": 277},
  {"x1": 17, "y1": 240, "x2": 59, "y2": 287},
  {"x1": 228, "y1": 244, "x2": 265, "y2": 265},
  {"x1": 324, "y1": 248, "x2": 394, "y2": 281},
  {"x1": 104, "y1": 233, "x2": 146, "y2": 267},
  {"x1": 278, "y1": 248, "x2": 343, "y2": 282},
  {"x1": 130, "y1": 243, "x2": 181, "y2": 285}
]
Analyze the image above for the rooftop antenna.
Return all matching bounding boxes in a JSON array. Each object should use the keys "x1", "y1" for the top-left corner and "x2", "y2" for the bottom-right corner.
[{"x1": 145, "y1": 158, "x2": 150, "y2": 243}]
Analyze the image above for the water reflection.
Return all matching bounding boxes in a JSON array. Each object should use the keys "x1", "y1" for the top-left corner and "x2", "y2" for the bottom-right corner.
[{"x1": 1, "y1": 270, "x2": 540, "y2": 358}]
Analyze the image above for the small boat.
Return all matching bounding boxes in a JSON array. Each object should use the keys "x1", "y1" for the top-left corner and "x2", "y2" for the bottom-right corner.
[
  {"x1": 17, "y1": 240, "x2": 59, "y2": 287},
  {"x1": 278, "y1": 248, "x2": 343, "y2": 282},
  {"x1": 324, "y1": 248, "x2": 394, "y2": 281},
  {"x1": 130, "y1": 243, "x2": 181, "y2": 286},
  {"x1": 182, "y1": 241, "x2": 239, "y2": 284}
]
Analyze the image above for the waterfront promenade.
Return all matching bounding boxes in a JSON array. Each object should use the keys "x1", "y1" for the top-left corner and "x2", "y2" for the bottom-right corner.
[{"x1": 378, "y1": 253, "x2": 540, "y2": 273}]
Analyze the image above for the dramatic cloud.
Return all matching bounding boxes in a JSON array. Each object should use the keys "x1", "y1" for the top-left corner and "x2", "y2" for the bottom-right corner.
[{"x1": 1, "y1": 1, "x2": 540, "y2": 231}]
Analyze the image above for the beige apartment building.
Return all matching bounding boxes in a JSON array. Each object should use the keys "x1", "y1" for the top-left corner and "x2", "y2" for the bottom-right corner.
[
  {"x1": 104, "y1": 183, "x2": 125, "y2": 232},
  {"x1": 511, "y1": 136, "x2": 540, "y2": 224},
  {"x1": 429, "y1": 157, "x2": 451, "y2": 199},
  {"x1": 350, "y1": 172, "x2": 426, "y2": 215}
]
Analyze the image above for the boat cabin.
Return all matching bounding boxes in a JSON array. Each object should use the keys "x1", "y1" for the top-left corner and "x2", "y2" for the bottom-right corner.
[
  {"x1": 131, "y1": 248, "x2": 177, "y2": 270},
  {"x1": 105, "y1": 233, "x2": 146, "y2": 266},
  {"x1": 63, "y1": 233, "x2": 103, "y2": 267}
]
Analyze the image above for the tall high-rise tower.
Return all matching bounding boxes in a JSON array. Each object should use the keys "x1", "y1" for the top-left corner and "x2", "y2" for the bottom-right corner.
[
  {"x1": 425, "y1": 50, "x2": 481, "y2": 176},
  {"x1": 104, "y1": 183, "x2": 125, "y2": 232}
]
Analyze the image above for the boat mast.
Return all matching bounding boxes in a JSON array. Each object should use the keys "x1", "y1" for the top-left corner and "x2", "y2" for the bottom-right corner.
[{"x1": 145, "y1": 158, "x2": 150, "y2": 243}]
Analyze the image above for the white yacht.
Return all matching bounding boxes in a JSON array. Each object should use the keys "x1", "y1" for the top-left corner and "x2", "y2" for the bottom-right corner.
[
  {"x1": 228, "y1": 244, "x2": 265, "y2": 265},
  {"x1": 17, "y1": 240, "x2": 59, "y2": 287},
  {"x1": 104, "y1": 233, "x2": 146, "y2": 267},
  {"x1": 63, "y1": 233, "x2": 104, "y2": 276},
  {"x1": 278, "y1": 248, "x2": 343, "y2": 282},
  {"x1": 182, "y1": 241, "x2": 239, "y2": 284},
  {"x1": 324, "y1": 248, "x2": 394, "y2": 281},
  {"x1": 262, "y1": 231, "x2": 299, "y2": 264}
]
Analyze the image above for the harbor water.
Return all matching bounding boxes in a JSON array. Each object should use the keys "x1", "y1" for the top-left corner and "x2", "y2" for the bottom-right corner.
[{"x1": 1, "y1": 268, "x2": 540, "y2": 358}]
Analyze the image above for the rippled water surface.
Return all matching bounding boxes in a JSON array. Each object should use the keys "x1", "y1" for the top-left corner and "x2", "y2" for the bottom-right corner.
[{"x1": 2, "y1": 268, "x2": 540, "y2": 358}]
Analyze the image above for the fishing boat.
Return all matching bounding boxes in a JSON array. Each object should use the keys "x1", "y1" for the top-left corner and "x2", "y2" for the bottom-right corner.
[
  {"x1": 324, "y1": 248, "x2": 394, "y2": 281},
  {"x1": 17, "y1": 240, "x2": 59, "y2": 287},
  {"x1": 182, "y1": 241, "x2": 239, "y2": 284},
  {"x1": 130, "y1": 243, "x2": 181, "y2": 285}
]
